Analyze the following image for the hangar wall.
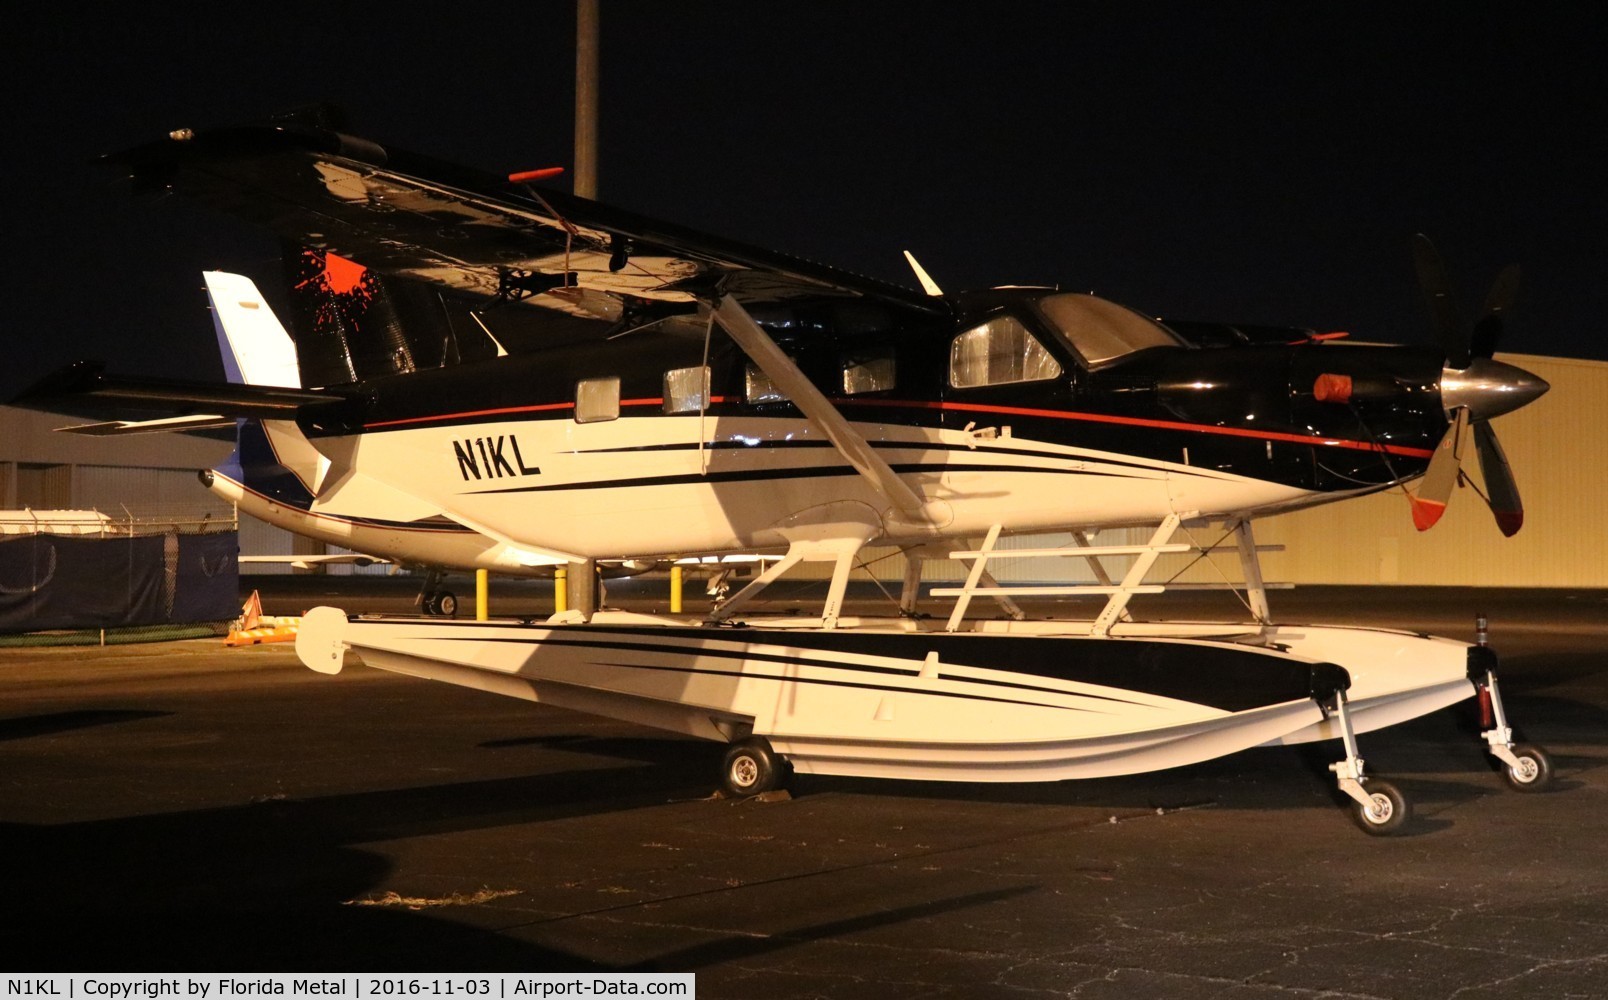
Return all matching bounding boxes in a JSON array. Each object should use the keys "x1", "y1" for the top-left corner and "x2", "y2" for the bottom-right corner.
[
  {"x1": 1252, "y1": 353, "x2": 1603, "y2": 587},
  {"x1": 0, "y1": 406, "x2": 371, "y2": 576},
  {"x1": 1, "y1": 406, "x2": 233, "y2": 520}
]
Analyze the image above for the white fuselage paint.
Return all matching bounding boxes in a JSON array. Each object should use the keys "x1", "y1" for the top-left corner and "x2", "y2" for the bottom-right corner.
[{"x1": 295, "y1": 413, "x2": 1321, "y2": 560}]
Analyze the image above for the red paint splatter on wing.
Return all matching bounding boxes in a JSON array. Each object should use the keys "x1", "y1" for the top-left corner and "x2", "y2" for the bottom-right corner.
[
  {"x1": 295, "y1": 250, "x2": 376, "y2": 332},
  {"x1": 322, "y1": 253, "x2": 369, "y2": 295}
]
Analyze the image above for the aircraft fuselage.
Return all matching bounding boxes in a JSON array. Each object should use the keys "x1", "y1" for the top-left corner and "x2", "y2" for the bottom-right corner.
[{"x1": 234, "y1": 287, "x2": 1448, "y2": 559}]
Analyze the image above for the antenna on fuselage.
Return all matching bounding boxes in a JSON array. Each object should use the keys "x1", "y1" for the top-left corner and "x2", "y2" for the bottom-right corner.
[
  {"x1": 902, "y1": 251, "x2": 944, "y2": 296},
  {"x1": 468, "y1": 312, "x2": 510, "y2": 357}
]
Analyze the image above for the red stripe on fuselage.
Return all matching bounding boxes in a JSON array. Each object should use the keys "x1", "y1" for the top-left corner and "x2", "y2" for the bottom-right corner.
[{"x1": 843, "y1": 399, "x2": 1436, "y2": 459}]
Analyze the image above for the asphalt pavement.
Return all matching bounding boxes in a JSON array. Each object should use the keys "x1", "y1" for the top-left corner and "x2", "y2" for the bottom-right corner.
[{"x1": 2, "y1": 580, "x2": 1605, "y2": 998}]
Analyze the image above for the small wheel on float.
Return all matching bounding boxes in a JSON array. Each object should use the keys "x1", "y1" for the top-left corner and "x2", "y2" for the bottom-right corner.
[
  {"x1": 1501, "y1": 742, "x2": 1554, "y2": 792},
  {"x1": 1350, "y1": 779, "x2": 1410, "y2": 836},
  {"x1": 721, "y1": 737, "x2": 783, "y2": 798}
]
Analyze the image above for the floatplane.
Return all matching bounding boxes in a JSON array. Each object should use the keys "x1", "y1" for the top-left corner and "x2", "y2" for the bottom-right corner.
[{"x1": 15, "y1": 112, "x2": 1558, "y2": 832}]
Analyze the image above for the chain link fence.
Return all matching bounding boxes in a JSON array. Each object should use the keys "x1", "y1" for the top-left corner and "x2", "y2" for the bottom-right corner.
[{"x1": 0, "y1": 505, "x2": 242, "y2": 644}]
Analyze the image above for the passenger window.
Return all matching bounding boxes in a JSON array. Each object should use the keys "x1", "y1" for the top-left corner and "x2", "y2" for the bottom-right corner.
[
  {"x1": 574, "y1": 377, "x2": 620, "y2": 423},
  {"x1": 842, "y1": 354, "x2": 896, "y2": 395},
  {"x1": 949, "y1": 316, "x2": 1062, "y2": 388},
  {"x1": 745, "y1": 364, "x2": 787, "y2": 405},
  {"x1": 663, "y1": 365, "x2": 711, "y2": 414}
]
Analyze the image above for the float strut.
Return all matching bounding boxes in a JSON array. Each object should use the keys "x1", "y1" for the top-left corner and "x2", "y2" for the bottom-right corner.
[
  {"x1": 1327, "y1": 689, "x2": 1373, "y2": 809},
  {"x1": 1470, "y1": 613, "x2": 1554, "y2": 790}
]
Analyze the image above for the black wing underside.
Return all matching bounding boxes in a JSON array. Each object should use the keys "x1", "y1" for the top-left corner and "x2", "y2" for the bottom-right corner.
[{"x1": 108, "y1": 123, "x2": 941, "y2": 320}]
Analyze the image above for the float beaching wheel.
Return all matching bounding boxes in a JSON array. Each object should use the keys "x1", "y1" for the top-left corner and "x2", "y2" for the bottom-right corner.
[
  {"x1": 721, "y1": 737, "x2": 784, "y2": 797},
  {"x1": 1350, "y1": 779, "x2": 1410, "y2": 835}
]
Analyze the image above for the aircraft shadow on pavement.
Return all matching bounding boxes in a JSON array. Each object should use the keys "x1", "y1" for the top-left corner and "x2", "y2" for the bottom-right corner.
[
  {"x1": 0, "y1": 708, "x2": 173, "y2": 742},
  {"x1": 0, "y1": 745, "x2": 1035, "y2": 974}
]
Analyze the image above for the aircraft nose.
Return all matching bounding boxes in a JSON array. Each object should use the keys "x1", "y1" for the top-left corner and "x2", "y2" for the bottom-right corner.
[{"x1": 1440, "y1": 357, "x2": 1550, "y2": 421}]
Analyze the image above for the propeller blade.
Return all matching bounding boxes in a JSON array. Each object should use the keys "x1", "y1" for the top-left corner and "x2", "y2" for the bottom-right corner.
[
  {"x1": 1411, "y1": 407, "x2": 1471, "y2": 531},
  {"x1": 1473, "y1": 421, "x2": 1524, "y2": 537},
  {"x1": 1469, "y1": 263, "x2": 1521, "y2": 360},
  {"x1": 1412, "y1": 234, "x2": 1468, "y2": 368}
]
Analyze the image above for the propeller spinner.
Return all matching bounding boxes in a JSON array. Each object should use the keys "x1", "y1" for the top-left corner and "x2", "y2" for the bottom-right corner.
[{"x1": 1410, "y1": 236, "x2": 1549, "y2": 536}]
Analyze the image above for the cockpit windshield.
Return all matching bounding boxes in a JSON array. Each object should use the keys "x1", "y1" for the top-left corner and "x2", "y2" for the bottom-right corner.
[{"x1": 1035, "y1": 293, "x2": 1185, "y2": 366}]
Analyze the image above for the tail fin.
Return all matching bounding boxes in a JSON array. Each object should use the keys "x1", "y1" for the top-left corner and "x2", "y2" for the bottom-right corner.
[
  {"x1": 202, "y1": 271, "x2": 329, "y2": 500},
  {"x1": 204, "y1": 271, "x2": 303, "y2": 388}
]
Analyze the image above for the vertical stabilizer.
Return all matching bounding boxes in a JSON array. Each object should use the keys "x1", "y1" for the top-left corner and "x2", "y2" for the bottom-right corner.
[
  {"x1": 202, "y1": 271, "x2": 328, "y2": 498},
  {"x1": 204, "y1": 271, "x2": 303, "y2": 388}
]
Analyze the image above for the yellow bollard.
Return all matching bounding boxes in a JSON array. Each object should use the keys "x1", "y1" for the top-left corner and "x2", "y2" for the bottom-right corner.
[
  {"x1": 670, "y1": 564, "x2": 683, "y2": 614},
  {"x1": 475, "y1": 568, "x2": 489, "y2": 621},
  {"x1": 555, "y1": 566, "x2": 567, "y2": 614}
]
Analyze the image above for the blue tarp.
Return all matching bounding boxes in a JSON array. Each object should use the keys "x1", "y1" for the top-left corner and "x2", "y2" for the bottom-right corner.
[{"x1": 0, "y1": 532, "x2": 238, "y2": 633}]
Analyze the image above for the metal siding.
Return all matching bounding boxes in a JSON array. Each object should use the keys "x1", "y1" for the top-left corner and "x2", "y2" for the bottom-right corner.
[
  {"x1": 1255, "y1": 354, "x2": 1608, "y2": 586},
  {"x1": 73, "y1": 466, "x2": 234, "y2": 523},
  {"x1": 239, "y1": 518, "x2": 296, "y2": 575}
]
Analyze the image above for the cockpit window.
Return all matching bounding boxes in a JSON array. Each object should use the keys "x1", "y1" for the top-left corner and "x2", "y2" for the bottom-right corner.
[
  {"x1": 1035, "y1": 293, "x2": 1183, "y2": 366},
  {"x1": 949, "y1": 315, "x2": 1063, "y2": 388}
]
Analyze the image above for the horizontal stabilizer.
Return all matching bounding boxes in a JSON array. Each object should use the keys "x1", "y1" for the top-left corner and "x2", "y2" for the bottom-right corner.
[
  {"x1": 54, "y1": 414, "x2": 237, "y2": 436},
  {"x1": 240, "y1": 554, "x2": 388, "y2": 568},
  {"x1": 12, "y1": 361, "x2": 347, "y2": 420}
]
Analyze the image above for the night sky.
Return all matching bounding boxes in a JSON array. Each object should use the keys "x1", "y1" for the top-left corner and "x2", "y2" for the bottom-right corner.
[{"x1": 4, "y1": 3, "x2": 1605, "y2": 399}]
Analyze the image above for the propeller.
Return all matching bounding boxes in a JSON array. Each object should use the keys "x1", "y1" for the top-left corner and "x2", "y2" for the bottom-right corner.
[{"x1": 1408, "y1": 235, "x2": 1546, "y2": 536}]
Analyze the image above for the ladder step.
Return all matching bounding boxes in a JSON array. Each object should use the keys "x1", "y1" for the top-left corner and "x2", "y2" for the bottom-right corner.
[
  {"x1": 931, "y1": 585, "x2": 1167, "y2": 597},
  {"x1": 1156, "y1": 582, "x2": 1295, "y2": 591},
  {"x1": 949, "y1": 544, "x2": 1192, "y2": 559}
]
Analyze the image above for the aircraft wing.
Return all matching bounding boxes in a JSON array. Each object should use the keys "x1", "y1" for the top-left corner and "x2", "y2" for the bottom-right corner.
[
  {"x1": 107, "y1": 120, "x2": 943, "y2": 319},
  {"x1": 104, "y1": 115, "x2": 949, "y2": 528}
]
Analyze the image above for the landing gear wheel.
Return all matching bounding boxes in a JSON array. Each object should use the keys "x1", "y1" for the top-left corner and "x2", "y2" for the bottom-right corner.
[
  {"x1": 721, "y1": 737, "x2": 785, "y2": 798},
  {"x1": 424, "y1": 590, "x2": 458, "y2": 617},
  {"x1": 1501, "y1": 742, "x2": 1553, "y2": 792},
  {"x1": 1350, "y1": 779, "x2": 1410, "y2": 836}
]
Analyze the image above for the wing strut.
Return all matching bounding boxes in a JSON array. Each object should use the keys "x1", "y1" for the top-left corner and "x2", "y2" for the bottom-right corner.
[{"x1": 712, "y1": 296, "x2": 936, "y2": 525}]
